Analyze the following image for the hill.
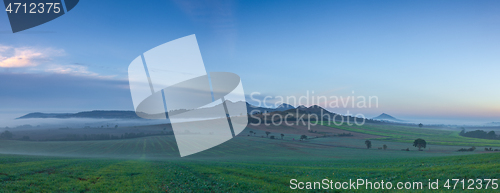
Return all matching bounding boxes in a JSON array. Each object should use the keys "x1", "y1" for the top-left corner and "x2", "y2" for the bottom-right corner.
[
  {"x1": 275, "y1": 103, "x2": 295, "y2": 111},
  {"x1": 16, "y1": 102, "x2": 287, "y2": 119},
  {"x1": 17, "y1": 111, "x2": 141, "y2": 119},
  {"x1": 372, "y1": 113, "x2": 404, "y2": 122}
]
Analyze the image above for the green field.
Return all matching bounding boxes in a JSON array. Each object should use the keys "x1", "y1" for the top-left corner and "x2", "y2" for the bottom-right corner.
[
  {"x1": 1, "y1": 124, "x2": 500, "y2": 192},
  {"x1": 320, "y1": 122, "x2": 500, "y2": 147},
  {"x1": 1, "y1": 149, "x2": 499, "y2": 192}
]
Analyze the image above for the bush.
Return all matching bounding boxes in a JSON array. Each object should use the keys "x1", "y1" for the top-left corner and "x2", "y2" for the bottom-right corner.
[
  {"x1": 270, "y1": 135, "x2": 275, "y2": 139},
  {"x1": 337, "y1": 133, "x2": 353, "y2": 137},
  {"x1": 365, "y1": 140, "x2": 372, "y2": 149},
  {"x1": 0, "y1": 130, "x2": 13, "y2": 139},
  {"x1": 460, "y1": 130, "x2": 498, "y2": 140},
  {"x1": 458, "y1": 146, "x2": 476, "y2": 152}
]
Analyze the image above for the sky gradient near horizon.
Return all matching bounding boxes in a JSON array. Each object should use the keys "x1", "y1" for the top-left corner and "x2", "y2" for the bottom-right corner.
[{"x1": 0, "y1": 0, "x2": 499, "y2": 122}]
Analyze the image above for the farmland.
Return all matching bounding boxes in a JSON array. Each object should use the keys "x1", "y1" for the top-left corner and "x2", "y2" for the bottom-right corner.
[
  {"x1": 0, "y1": 148, "x2": 499, "y2": 192},
  {"x1": 1, "y1": 123, "x2": 500, "y2": 192},
  {"x1": 320, "y1": 122, "x2": 500, "y2": 147}
]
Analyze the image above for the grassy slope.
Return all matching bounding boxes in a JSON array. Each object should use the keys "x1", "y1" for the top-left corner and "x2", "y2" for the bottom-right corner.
[
  {"x1": 319, "y1": 122, "x2": 500, "y2": 147},
  {"x1": 0, "y1": 134, "x2": 481, "y2": 160},
  {"x1": 1, "y1": 123, "x2": 500, "y2": 192},
  {"x1": 0, "y1": 152, "x2": 499, "y2": 192}
]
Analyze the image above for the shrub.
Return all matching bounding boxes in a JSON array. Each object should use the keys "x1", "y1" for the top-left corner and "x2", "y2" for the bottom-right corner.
[
  {"x1": 338, "y1": 133, "x2": 353, "y2": 137},
  {"x1": 365, "y1": 140, "x2": 372, "y2": 149},
  {"x1": 458, "y1": 146, "x2": 476, "y2": 152},
  {"x1": 0, "y1": 130, "x2": 13, "y2": 139}
]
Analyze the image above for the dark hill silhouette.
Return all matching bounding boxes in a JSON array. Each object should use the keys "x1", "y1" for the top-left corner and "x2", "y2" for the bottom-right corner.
[
  {"x1": 17, "y1": 111, "x2": 142, "y2": 119},
  {"x1": 276, "y1": 103, "x2": 295, "y2": 111},
  {"x1": 17, "y1": 103, "x2": 399, "y2": 126},
  {"x1": 372, "y1": 113, "x2": 404, "y2": 122},
  {"x1": 17, "y1": 102, "x2": 287, "y2": 119},
  {"x1": 297, "y1": 105, "x2": 307, "y2": 109}
]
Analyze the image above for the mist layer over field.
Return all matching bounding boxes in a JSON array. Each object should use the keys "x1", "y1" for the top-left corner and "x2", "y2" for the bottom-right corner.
[{"x1": 397, "y1": 116, "x2": 499, "y2": 126}]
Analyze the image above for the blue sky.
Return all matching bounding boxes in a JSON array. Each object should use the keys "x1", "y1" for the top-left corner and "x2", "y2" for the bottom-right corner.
[{"x1": 0, "y1": 0, "x2": 499, "y2": 121}]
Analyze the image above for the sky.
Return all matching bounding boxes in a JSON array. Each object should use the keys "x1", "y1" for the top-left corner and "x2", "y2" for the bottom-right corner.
[{"x1": 0, "y1": 0, "x2": 499, "y2": 123}]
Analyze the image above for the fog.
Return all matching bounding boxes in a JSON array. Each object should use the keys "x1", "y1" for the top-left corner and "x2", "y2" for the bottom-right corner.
[
  {"x1": 394, "y1": 116, "x2": 498, "y2": 126},
  {"x1": 0, "y1": 113, "x2": 169, "y2": 131}
]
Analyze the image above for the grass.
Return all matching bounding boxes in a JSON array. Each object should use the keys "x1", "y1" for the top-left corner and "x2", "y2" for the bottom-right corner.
[
  {"x1": 0, "y1": 134, "x2": 482, "y2": 160},
  {"x1": 0, "y1": 152, "x2": 499, "y2": 192},
  {"x1": 1, "y1": 124, "x2": 500, "y2": 192},
  {"x1": 319, "y1": 122, "x2": 500, "y2": 147}
]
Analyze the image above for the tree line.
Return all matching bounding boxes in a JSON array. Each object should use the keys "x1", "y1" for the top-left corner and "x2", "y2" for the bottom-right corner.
[
  {"x1": 58, "y1": 131, "x2": 174, "y2": 141},
  {"x1": 459, "y1": 129, "x2": 498, "y2": 140},
  {"x1": 0, "y1": 130, "x2": 174, "y2": 141}
]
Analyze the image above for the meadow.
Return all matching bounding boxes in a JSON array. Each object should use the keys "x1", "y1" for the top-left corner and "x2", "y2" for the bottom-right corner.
[
  {"x1": 1, "y1": 149, "x2": 499, "y2": 192},
  {"x1": 320, "y1": 122, "x2": 500, "y2": 147},
  {"x1": 1, "y1": 123, "x2": 500, "y2": 192}
]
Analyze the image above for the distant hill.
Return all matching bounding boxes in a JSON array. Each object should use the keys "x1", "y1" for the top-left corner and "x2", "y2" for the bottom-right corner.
[
  {"x1": 17, "y1": 104, "x2": 400, "y2": 125},
  {"x1": 17, "y1": 102, "x2": 285, "y2": 119},
  {"x1": 486, "y1": 122, "x2": 500, "y2": 126},
  {"x1": 297, "y1": 105, "x2": 307, "y2": 109},
  {"x1": 372, "y1": 113, "x2": 404, "y2": 122},
  {"x1": 16, "y1": 112, "x2": 72, "y2": 119},
  {"x1": 276, "y1": 103, "x2": 295, "y2": 111},
  {"x1": 17, "y1": 111, "x2": 141, "y2": 119}
]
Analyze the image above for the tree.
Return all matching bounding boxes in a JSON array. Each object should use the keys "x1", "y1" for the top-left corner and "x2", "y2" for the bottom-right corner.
[
  {"x1": 383, "y1": 144, "x2": 387, "y2": 150},
  {"x1": 365, "y1": 140, "x2": 372, "y2": 149},
  {"x1": 413, "y1": 138, "x2": 427, "y2": 151},
  {"x1": 115, "y1": 125, "x2": 118, "y2": 128},
  {"x1": 300, "y1": 135, "x2": 307, "y2": 140},
  {"x1": 265, "y1": 131, "x2": 271, "y2": 138},
  {"x1": 0, "y1": 130, "x2": 13, "y2": 139},
  {"x1": 418, "y1": 123, "x2": 423, "y2": 128},
  {"x1": 281, "y1": 133, "x2": 284, "y2": 139},
  {"x1": 249, "y1": 131, "x2": 253, "y2": 135},
  {"x1": 487, "y1": 131, "x2": 496, "y2": 139}
]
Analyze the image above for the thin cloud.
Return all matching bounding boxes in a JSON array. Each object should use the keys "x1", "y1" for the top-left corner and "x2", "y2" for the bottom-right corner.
[
  {"x1": 44, "y1": 64, "x2": 99, "y2": 77},
  {"x1": 0, "y1": 45, "x2": 63, "y2": 68},
  {"x1": 0, "y1": 45, "x2": 111, "y2": 78}
]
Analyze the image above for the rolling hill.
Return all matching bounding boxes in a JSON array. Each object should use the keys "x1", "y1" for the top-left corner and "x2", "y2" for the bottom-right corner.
[{"x1": 372, "y1": 113, "x2": 405, "y2": 122}]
